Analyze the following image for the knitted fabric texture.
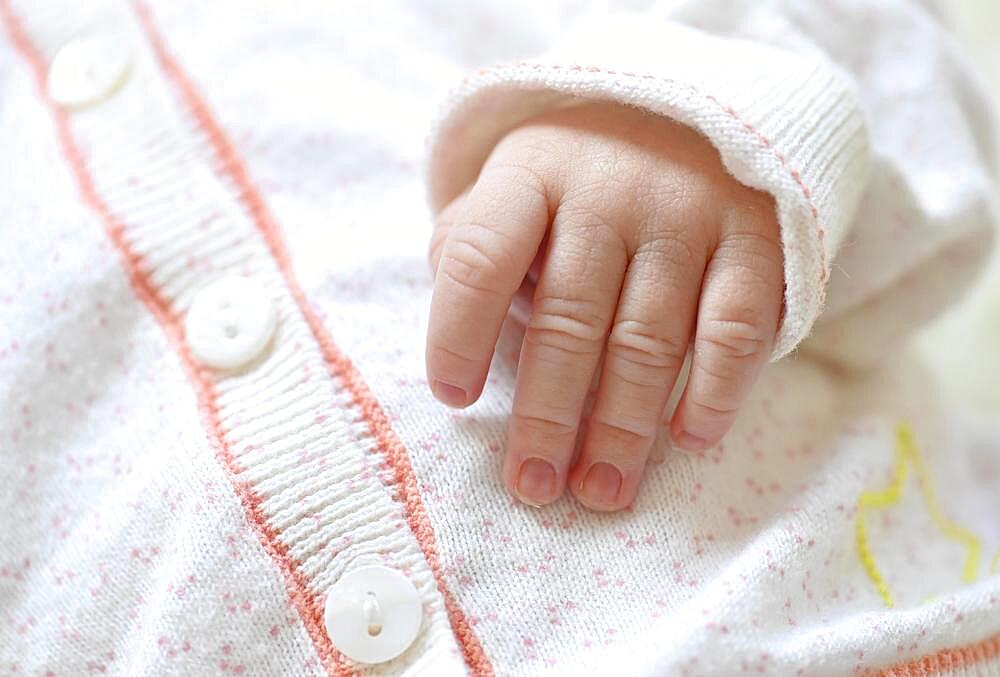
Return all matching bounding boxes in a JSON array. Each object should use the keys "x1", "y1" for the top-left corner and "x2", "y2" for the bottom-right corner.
[{"x1": 0, "y1": 0, "x2": 998, "y2": 676}]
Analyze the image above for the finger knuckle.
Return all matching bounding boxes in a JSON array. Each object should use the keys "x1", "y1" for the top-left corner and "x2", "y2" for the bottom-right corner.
[
  {"x1": 590, "y1": 415, "x2": 656, "y2": 450},
  {"x1": 687, "y1": 358, "x2": 748, "y2": 415},
  {"x1": 716, "y1": 232, "x2": 784, "y2": 284},
  {"x1": 480, "y1": 153, "x2": 554, "y2": 208},
  {"x1": 723, "y1": 190, "x2": 779, "y2": 237},
  {"x1": 633, "y1": 233, "x2": 701, "y2": 274},
  {"x1": 525, "y1": 296, "x2": 608, "y2": 357},
  {"x1": 557, "y1": 196, "x2": 624, "y2": 240},
  {"x1": 639, "y1": 148, "x2": 729, "y2": 221},
  {"x1": 428, "y1": 342, "x2": 479, "y2": 368},
  {"x1": 561, "y1": 164, "x2": 630, "y2": 211},
  {"x1": 686, "y1": 397, "x2": 739, "y2": 419},
  {"x1": 512, "y1": 410, "x2": 578, "y2": 442},
  {"x1": 607, "y1": 319, "x2": 686, "y2": 375},
  {"x1": 439, "y1": 230, "x2": 516, "y2": 295},
  {"x1": 484, "y1": 160, "x2": 551, "y2": 204},
  {"x1": 649, "y1": 173, "x2": 716, "y2": 226},
  {"x1": 696, "y1": 318, "x2": 769, "y2": 362}
]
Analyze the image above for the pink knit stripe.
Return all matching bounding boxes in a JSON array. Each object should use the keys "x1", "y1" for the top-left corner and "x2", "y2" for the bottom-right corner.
[
  {"x1": 0, "y1": 3, "x2": 353, "y2": 675},
  {"x1": 131, "y1": 3, "x2": 494, "y2": 674},
  {"x1": 870, "y1": 632, "x2": 1000, "y2": 676}
]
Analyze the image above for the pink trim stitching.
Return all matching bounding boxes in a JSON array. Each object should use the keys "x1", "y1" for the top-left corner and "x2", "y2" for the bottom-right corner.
[
  {"x1": 132, "y1": 3, "x2": 494, "y2": 674},
  {"x1": 0, "y1": 2, "x2": 354, "y2": 675}
]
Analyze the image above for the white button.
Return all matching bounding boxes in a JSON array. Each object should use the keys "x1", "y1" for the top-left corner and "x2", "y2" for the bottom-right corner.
[
  {"x1": 324, "y1": 566, "x2": 422, "y2": 664},
  {"x1": 47, "y1": 33, "x2": 132, "y2": 109},
  {"x1": 185, "y1": 277, "x2": 278, "y2": 370}
]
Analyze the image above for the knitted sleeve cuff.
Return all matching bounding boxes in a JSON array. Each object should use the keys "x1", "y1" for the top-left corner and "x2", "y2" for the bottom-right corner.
[{"x1": 426, "y1": 13, "x2": 872, "y2": 359}]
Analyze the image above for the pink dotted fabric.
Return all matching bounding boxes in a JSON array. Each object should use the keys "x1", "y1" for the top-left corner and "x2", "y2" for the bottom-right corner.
[{"x1": 1, "y1": 0, "x2": 998, "y2": 676}]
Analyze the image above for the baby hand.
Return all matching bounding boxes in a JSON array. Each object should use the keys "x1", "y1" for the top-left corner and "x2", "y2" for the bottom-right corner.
[{"x1": 426, "y1": 103, "x2": 783, "y2": 511}]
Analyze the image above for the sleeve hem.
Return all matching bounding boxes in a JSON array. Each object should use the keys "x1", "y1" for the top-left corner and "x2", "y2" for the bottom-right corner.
[{"x1": 427, "y1": 20, "x2": 871, "y2": 358}]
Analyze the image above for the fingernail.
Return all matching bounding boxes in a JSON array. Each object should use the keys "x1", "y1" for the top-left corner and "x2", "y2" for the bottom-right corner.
[
  {"x1": 432, "y1": 379, "x2": 468, "y2": 408},
  {"x1": 580, "y1": 462, "x2": 622, "y2": 507},
  {"x1": 674, "y1": 431, "x2": 708, "y2": 451},
  {"x1": 515, "y1": 458, "x2": 557, "y2": 506}
]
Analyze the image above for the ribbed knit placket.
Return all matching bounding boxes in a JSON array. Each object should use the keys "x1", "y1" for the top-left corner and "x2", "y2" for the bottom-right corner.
[{"x1": 2, "y1": 0, "x2": 486, "y2": 674}]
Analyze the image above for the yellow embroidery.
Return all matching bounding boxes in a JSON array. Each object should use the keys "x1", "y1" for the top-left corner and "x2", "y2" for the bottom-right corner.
[{"x1": 855, "y1": 423, "x2": 982, "y2": 608}]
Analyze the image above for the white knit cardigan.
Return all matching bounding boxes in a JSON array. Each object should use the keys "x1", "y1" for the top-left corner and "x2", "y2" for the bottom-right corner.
[{"x1": 0, "y1": 0, "x2": 998, "y2": 675}]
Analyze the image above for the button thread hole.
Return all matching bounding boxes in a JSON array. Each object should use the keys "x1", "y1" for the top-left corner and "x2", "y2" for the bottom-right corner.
[{"x1": 363, "y1": 591, "x2": 382, "y2": 637}]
